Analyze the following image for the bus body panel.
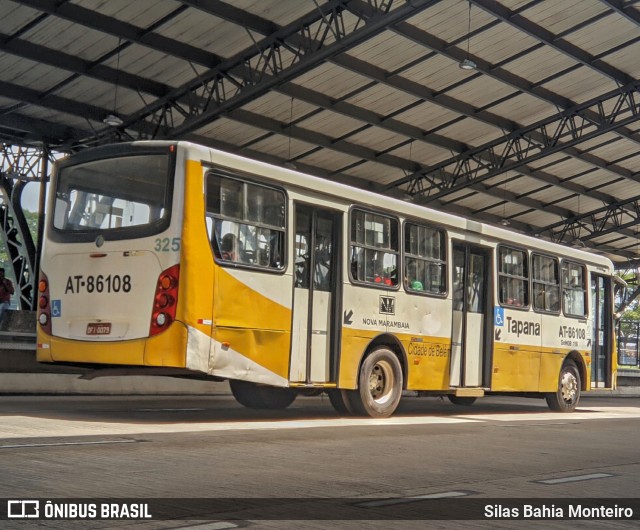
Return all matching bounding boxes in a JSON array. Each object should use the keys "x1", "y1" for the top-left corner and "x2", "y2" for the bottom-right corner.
[
  {"x1": 177, "y1": 157, "x2": 215, "y2": 371},
  {"x1": 48, "y1": 250, "x2": 161, "y2": 345},
  {"x1": 211, "y1": 267, "x2": 292, "y2": 381},
  {"x1": 37, "y1": 320, "x2": 188, "y2": 366}
]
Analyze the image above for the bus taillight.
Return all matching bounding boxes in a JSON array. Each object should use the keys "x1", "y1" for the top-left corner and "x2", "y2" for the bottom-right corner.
[
  {"x1": 150, "y1": 264, "x2": 180, "y2": 336},
  {"x1": 38, "y1": 273, "x2": 52, "y2": 335}
]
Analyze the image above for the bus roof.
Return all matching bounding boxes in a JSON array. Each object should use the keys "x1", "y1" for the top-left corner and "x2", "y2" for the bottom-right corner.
[{"x1": 143, "y1": 140, "x2": 616, "y2": 272}]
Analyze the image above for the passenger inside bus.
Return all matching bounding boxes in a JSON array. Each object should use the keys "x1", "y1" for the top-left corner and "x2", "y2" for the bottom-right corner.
[
  {"x1": 406, "y1": 260, "x2": 424, "y2": 291},
  {"x1": 220, "y1": 233, "x2": 241, "y2": 261}
]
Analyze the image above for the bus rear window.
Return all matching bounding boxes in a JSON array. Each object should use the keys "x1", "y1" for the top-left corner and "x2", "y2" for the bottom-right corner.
[{"x1": 52, "y1": 154, "x2": 172, "y2": 240}]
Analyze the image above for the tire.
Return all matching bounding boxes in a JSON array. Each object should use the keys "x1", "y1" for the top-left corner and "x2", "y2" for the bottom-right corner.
[
  {"x1": 447, "y1": 395, "x2": 477, "y2": 406},
  {"x1": 347, "y1": 348, "x2": 403, "y2": 418},
  {"x1": 327, "y1": 389, "x2": 353, "y2": 416},
  {"x1": 545, "y1": 360, "x2": 581, "y2": 412},
  {"x1": 229, "y1": 379, "x2": 296, "y2": 410}
]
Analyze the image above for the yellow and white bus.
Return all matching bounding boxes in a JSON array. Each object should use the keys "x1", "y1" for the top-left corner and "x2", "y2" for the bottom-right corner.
[{"x1": 37, "y1": 141, "x2": 621, "y2": 417}]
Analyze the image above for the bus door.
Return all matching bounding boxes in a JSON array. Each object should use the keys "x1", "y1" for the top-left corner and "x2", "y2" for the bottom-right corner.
[
  {"x1": 290, "y1": 204, "x2": 341, "y2": 383},
  {"x1": 591, "y1": 273, "x2": 612, "y2": 388},
  {"x1": 450, "y1": 244, "x2": 490, "y2": 387}
]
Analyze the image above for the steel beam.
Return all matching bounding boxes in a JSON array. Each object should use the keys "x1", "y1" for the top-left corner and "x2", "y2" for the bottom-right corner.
[{"x1": 389, "y1": 81, "x2": 640, "y2": 202}]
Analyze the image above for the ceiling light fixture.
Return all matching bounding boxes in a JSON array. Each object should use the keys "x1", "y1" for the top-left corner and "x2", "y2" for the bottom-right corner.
[
  {"x1": 459, "y1": 58, "x2": 477, "y2": 71},
  {"x1": 459, "y1": 1, "x2": 477, "y2": 71},
  {"x1": 103, "y1": 114, "x2": 123, "y2": 127},
  {"x1": 104, "y1": 38, "x2": 124, "y2": 127}
]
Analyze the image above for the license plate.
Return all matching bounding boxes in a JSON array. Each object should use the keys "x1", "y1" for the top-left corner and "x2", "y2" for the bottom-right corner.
[{"x1": 86, "y1": 323, "x2": 112, "y2": 335}]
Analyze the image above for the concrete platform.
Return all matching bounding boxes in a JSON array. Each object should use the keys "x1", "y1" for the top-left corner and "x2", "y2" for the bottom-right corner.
[{"x1": 0, "y1": 373, "x2": 230, "y2": 395}]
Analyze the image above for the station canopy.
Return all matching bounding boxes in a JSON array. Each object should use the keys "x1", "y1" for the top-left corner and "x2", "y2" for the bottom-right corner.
[{"x1": 1, "y1": 0, "x2": 639, "y2": 266}]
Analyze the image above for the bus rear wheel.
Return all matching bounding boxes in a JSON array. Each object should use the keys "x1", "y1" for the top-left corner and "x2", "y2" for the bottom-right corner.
[
  {"x1": 229, "y1": 380, "x2": 296, "y2": 410},
  {"x1": 327, "y1": 389, "x2": 354, "y2": 416},
  {"x1": 347, "y1": 348, "x2": 403, "y2": 418},
  {"x1": 545, "y1": 360, "x2": 581, "y2": 412},
  {"x1": 447, "y1": 395, "x2": 477, "y2": 406}
]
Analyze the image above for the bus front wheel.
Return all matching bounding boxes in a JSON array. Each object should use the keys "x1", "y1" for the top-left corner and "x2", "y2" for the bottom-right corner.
[
  {"x1": 229, "y1": 380, "x2": 296, "y2": 410},
  {"x1": 347, "y1": 348, "x2": 403, "y2": 418},
  {"x1": 545, "y1": 360, "x2": 581, "y2": 412}
]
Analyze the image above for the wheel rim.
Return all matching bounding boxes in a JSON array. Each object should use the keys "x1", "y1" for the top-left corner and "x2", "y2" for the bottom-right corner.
[
  {"x1": 368, "y1": 359, "x2": 395, "y2": 405},
  {"x1": 560, "y1": 369, "x2": 578, "y2": 404}
]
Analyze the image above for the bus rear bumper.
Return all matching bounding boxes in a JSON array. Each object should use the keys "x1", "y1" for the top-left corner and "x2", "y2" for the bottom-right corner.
[{"x1": 36, "y1": 321, "x2": 189, "y2": 368}]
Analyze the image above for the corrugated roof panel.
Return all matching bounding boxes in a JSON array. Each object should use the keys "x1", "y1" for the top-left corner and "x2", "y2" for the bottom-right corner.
[
  {"x1": 430, "y1": 118, "x2": 501, "y2": 148},
  {"x1": 571, "y1": 170, "x2": 622, "y2": 190},
  {"x1": 298, "y1": 148, "x2": 364, "y2": 174},
  {"x1": 576, "y1": 132, "x2": 632, "y2": 153},
  {"x1": 342, "y1": 160, "x2": 405, "y2": 186},
  {"x1": 409, "y1": 1, "x2": 495, "y2": 43},
  {"x1": 157, "y1": 9, "x2": 254, "y2": 59},
  {"x1": 229, "y1": 0, "x2": 319, "y2": 26},
  {"x1": 20, "y1": 16, "x2": 120, "y2": 62},
  {"x1": 16, "y1": 104, "x2": 94, "y2": 131},
  {"x1": 554, "y1": 194, "x2": 603, "y2": 215},
  {"x1": 0, "y1": 96, "x2": 17, "y2": 107},
  {"x1": 193, "y1": 117, "x2": 269, "y2": 146},
  {"x1": 249, "y1": 134, "x2": 317, "y2": 161},
  {"x1": 523, "y1": 151, "x2": 573, "y2": 172},
  {"x1": 499, "y1": 46, "x2": 577, "y2": 86},
  {"x1": 604, "y1": 41, "x2": 640, "y2": 79},
  {"x1": 391, "y1": 100, "x2": 462, "y2": 136},
  {"x1": 73, "y1": 0, "x2": 180, "y2": 28},
  {"x1": 442, "y1": 75, "x2": 516, "y2": 110},
  {"x1": 487, "y1": 93, "x2": 557, "y2": 128},
  {"x1": 608, "y1": 155, "x2": 640, "y2": 176},
  {"x1": 541, "y1": 69, "x2": 617, "y2": 105},
  {"x1": 386, "y1": 140, "x2": 452, "y2": 168},
  {"x1": 346, "y1": 127, "x2": 410, "y2": 154},
  {"x1": 0, "y1": 55, "x2": 71, "y2": 93},
  {"x1": 1, "y1": 1, "x2": 44, "y2": 33},
  {"x1": 242, "y1": 92, "x2": 319, "y2": 123},
  {"x1": 468, "y1": 21, "x2": 538, "y2": 65},
  {"x1": 60, "y1": 75, "x2": 151, "y2": 116},
  {"x1": 586, "y1": 140, "x2": 640, "y2": 167},
  {"x1": 513, "y1": 210, "x2": 564, "y2": 227},
  {"x1": 348, "y1": 30, "x2": 432, "y2": 73},
  {"x1": 536, "y1": 155, "x2": 594, "y2": 177},
  {"x1": 108, "y1": 46, "x2": 198, "y2": 89},
  {"x1": 596, "y1": 180, "x2": 640, "y2": 200},
  {"x1": 560, "y1": 12, "x2": 638, "y2": 57},
  {"x1": 520, "y1": 0, "x2": 608, "y2": 35},
  {"x1": 524, "y1": 186, "x2": 573, "y2": 206},
  {"x1": 297, "y1": 110, "x2": 367, "y2": 140},
  {"x1": 492, "y1": 175, "x2": 546, "y2": 197},
  {"x1": 401, "y1": 53, "x2": 473, "y2": 93},
  {"x1": 345, "y1": 83, "x2": 420, "y2": 118},
  {"x1": 450, "y1": 193, "x2": 502, "y2": 213},
  {"x1": 295, "y1": 63, "x2": 371, "y2": 100}
]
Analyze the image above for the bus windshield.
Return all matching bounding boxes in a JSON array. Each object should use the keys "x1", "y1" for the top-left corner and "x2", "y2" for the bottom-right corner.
[{"x1": 51, "y1": 153, "x2": 173, "y2": 240}]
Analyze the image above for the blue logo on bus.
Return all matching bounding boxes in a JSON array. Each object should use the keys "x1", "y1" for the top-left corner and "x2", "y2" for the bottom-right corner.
[
  {"x1": 494, "y1": 307, "x2": 504, "y2": 326},
  {"x1": 51, "y1": 300, "x2": 61, "y2": 317}
]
